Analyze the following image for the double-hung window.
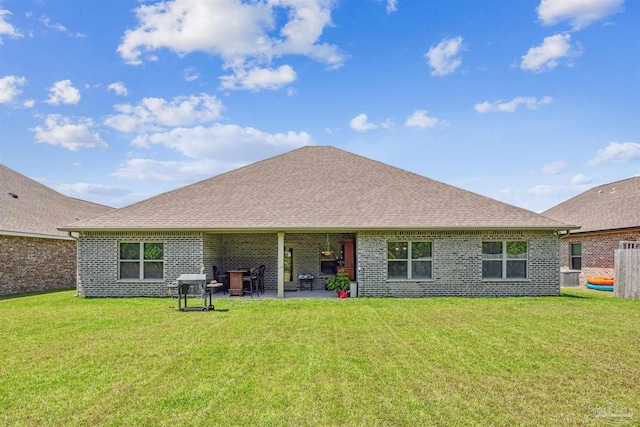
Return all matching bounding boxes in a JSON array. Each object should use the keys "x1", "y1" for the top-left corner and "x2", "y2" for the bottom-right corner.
[
  {"x1": 482, "y1": 241, "x2": 527, "y2": 279},
  {"x1": 570, "y1": 243, "x2": 582, "y2": 270},
  {"x1": 387, "y1": 241, "x2": 432, "y2": 279},
  {"x1": 119, "y1": 242, "x2": 164, "y2": 280}
]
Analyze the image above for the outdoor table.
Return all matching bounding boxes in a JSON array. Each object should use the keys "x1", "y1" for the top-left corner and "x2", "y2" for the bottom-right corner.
[
  {"x1": 298, "y1": 274, "x2": 314, "y2": 291},
  {"x1": 227, "y1": 270, "x2": 248, "y2": 296}
]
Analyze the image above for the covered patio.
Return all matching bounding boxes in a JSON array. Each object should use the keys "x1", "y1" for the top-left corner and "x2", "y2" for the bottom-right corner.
[{"x1": 204, "y1": 231, "x2": 357, "y2": 298}]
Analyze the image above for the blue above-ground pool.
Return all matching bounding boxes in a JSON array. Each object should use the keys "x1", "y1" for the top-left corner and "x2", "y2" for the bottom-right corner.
[{"x1": 585, "y1": 282, "x2": 614, "y2": 292}]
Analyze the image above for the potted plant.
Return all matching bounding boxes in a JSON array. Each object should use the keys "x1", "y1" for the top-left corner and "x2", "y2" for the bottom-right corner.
[
  {"x1": 325, "y1": 269, "x2": 350, "y2": 298},
  {"x1": 321, "y1": 234, "x2": 334, "y2": 257}
]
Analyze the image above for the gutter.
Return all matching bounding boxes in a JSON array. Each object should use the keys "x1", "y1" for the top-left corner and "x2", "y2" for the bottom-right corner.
[
  {"x1": 57, "y1": 225, "x2": 581, "y2": 233},
  {"x1": 558, "y1": 226, "x2": 639, "y2": 238},
  {"x1": 67, "y1": 232, "x2": 80, "y2": 297},
  {"x1": 1, "y1": 230, "x2": 75, "y2": 241}
]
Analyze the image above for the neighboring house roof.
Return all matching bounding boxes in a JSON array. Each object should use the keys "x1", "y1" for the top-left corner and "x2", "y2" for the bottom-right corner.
[
  {"x1": 59, "y1": 146, "x2": 575, "y2": 232},
  {"x1": 542, "y1": 176, "x2": 640, "y2": 235},
  {"x1": 0, "y1": 164, "x2": 113, "y2": 239}
]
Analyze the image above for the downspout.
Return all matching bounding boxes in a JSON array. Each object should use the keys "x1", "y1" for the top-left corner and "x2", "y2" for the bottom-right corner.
[{"x1": 68, "y1": 232, "x2": 80, "y2": 297}]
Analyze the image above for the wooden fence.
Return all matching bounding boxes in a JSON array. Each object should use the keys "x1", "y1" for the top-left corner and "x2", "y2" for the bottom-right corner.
[{"x1": 614, "y1": 248, "x2": 640, "y2": 300}]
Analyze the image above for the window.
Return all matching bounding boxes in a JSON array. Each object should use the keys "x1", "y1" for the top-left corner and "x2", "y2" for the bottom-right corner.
[
  {"x1": 570, "y1": 243, "x2": 582, "y2": 270},
  {"x1": 387, "y1": 241, "x2": 432, "y2": 279},
  {"x1": 119, "y1": 242, "x2": 164, "y2": 280},
  {"x1": 482, "y1": 241, "x2": 527, "y2": 279}
]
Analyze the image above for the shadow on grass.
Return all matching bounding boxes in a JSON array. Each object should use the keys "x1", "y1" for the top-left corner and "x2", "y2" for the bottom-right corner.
[
  {"x1": 559, "y1": 292, "x2": 592, "y2": 299},
  {"x1": 560, "y1": 288, "x2": 615, "y2": 299},
  {"x1": 0, "y1": 288, "x2": 74, "y2": 301},
  {"x1": 166, "y1": 307, "x2": 230, "y2": 313}
]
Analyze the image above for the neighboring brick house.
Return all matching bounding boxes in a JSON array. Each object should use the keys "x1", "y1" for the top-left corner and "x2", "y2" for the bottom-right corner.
[
  {"x1": 0, "y1": 165, "x2": 112, "y2": 296},
  {"x1": 542, "y1": 177, "x2": 640, "y2": 286},
  {"x1": 59, "y1": 146, "x2": 576, "y2": 298}
]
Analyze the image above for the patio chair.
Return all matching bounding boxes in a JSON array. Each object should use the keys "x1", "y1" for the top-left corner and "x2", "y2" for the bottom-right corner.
[
  {"x1": 212, "y1": 266, "x2": 228, "y2": 294},
  {"x1": 258, "y1": 264, "x2": 265, "y2": 294},
  {"x1": 242, "y1": 266, "x2": 260, "y2": 297}
]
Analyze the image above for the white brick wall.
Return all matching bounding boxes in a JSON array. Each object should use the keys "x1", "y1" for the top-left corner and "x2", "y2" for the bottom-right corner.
[
  {"x1": 77, "y1": 229, "x2": 560, "y2": 298},
  {"x1": 77, "y1": 231, "x2": 203, "y2": 297},
  {"x1": 356, "y1": 230, "x2": 560, "y2": 297}
]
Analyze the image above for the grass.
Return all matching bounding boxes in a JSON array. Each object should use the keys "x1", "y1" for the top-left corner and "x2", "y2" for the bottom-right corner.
[{"x1": 1, "y1": 289, "x2": 639, "y2": 426}]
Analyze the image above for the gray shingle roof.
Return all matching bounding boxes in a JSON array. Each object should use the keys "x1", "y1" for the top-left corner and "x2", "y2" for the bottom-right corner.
[
  {"x1": 0, "y1": 164, "x2": 113, "y2": 238},
  {"x1": 60, "y1": 146, "x2": 574, "y2": 232},
  {"x1": 542, "y1": 176, "x2": 640, "y2": 234}
]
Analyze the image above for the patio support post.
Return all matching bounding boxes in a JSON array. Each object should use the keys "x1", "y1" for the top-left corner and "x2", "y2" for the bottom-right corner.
[{"x1": 277, "y1": 232, "x2": 285, "y2": 298}]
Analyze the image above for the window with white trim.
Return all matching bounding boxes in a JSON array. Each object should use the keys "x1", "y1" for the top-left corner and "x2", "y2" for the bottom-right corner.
[
  {"x1": 570, "y1": 243, "x2": 582, "y2": 270},
  {"x1": 482, "y1": 241, "x2": 527, "y2": 279},
  {"x1": 387, "y1": 241, "x2": 432, "y2": 279},
  {"x1": 119, "y1": 242, "x2": 164, "y2": 280}
]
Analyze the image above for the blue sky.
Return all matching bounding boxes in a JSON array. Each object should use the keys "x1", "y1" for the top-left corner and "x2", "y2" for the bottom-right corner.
[{"x1": 0, "y1": 0, "x2": 638, "y2": 212}]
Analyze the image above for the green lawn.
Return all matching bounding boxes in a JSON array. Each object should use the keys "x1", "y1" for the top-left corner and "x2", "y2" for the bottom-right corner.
[{"x1": 1, "y1": 289, "x2": 638, "y2": 426}]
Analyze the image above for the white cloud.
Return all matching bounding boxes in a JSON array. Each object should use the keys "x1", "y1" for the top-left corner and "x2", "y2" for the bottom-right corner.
[
  {"x1": 184, "y1": 67, "x2": 200, "y2": 82},
  {"x1": 349, "y1": 113, "x2": 379, "y2": 132},
  {"x1": 588, "y1": 142, "x2": 640, "y2": 166},
  {"x1": 220, "y1": 65, "x2": 297, "y2": 91},
  {"x1": 107, "y1": 82, "x2": 128, "y2": 96},
  {"x1": 112, "y1": 158, "x2": 224, "y2": 181},
  {"x1": 39, "y1": 15, "x2": 84, "y2": 37},
  {"x1": 537, "y1": 0, "x2": 623, "y2": 30},
  {"x1": 540, "y1": 160, "x2": 567, "y2": 174},
  {"x1": 0, "y1": 75, "x2": 27, "y2": 103},
  {"x1": 31, "y1": 114, "x2": 108, "y2": 151},
  {"x1": 117, "y1": 0, "x2": 344, "y2": 91},
  {"x1": 104, "y1": 93, "x2": 224, "y2": 133},
  {"x1": 570, "y1": 173, "x2": 592, "y2": 185},
  {"x1": 385, "y1": 0, "x2": 398, "y2": 13},
  {"x1": 425, "y1": 36, "x2": 463, "y2": 76},
  {"x1": 528, "y1": 185, "x2": 557, "y2": 196},
  {"x1": 129, "y1": 123, "x2": 313, "y2": 162},
  {"x1": 474, "y1": 96, "x2": 553, "y2": 113},
  {"x1": 56, "y1": 182, "x2": 129, "y2": 201},
  {"x1": 0, "y1": 9, "x2": 22, "y2": 43},
  {"x1": 23, "y1": 99, "x2": 35, "y2": 108},
  {"x1": 45, "y1": 80, "x2": 81, "y2": 105},
  {"x1": 55, "y1": 182, "x2": 134, "y2": 208},
  {"x1": 520, "y1": 34, "x2": 580, "y2": 73},
  {"x1": 404, "y1": 110, "x2": 440, "y2": 129},
  {"x1": 40, "y1": 15, "x2": 67, "y2": 32},
  {"x1": 526, "y1": 183, "x2": 585, "y2": 199},
  {"x1": 493, "y1": 181, "x2": 584, "y2": 213}
]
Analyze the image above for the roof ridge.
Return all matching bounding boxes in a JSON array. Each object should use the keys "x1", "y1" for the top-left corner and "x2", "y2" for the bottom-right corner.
[
  {"x1": 1, "y1": 163, "x2": 70, "y2": 201},
  {"x1": 542, "y1": 175, "x2": 640, "y2": 233},
  {"x1": 543, "y1": 175, "x2": 640, "y2": 214},
  {"x1": 330, "y1": 148, "x2": 571, "y2": 226},
  {"x1": 582, "y1": 176, "x2": 640, "y2": 194},
  {"x1": 58, "y1": 146, "x2": 575, "y2": 232},
  {"x1": 1, "y1": 163, "x2": 114, "y2": 208},
  {"x1": 99, "y1": 145, "x2": 318, "y2": 214},
  {"x1": 1, "y1": 163, "x2": 113, "y2": 236}
]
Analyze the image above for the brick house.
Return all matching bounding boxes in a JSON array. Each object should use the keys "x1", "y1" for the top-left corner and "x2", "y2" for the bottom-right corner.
[
  {"x1": 0, "y1": 164, "x2": 112, "y2": 296},
  {"x1": 542, "y1": 177, "x2": 640, "y2": 285},
  {"x1": 59, "y1": 146, "x2": 576, "y2": 298}
]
